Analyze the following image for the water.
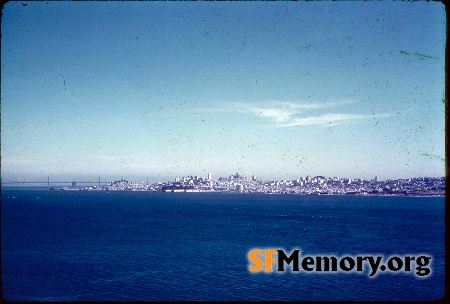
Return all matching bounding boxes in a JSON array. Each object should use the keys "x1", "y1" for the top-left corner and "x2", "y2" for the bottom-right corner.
[{"x1": 1, "y1": 189, "x2": 445, "y2": 301}]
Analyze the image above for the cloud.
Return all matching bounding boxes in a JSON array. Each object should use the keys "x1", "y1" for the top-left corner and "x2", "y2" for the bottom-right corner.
[
  {"x1": 236, "y1": 104, "x2": 295, "y2": 123},
  {"x1": 278, "y1": 113, "x2": 391, "y2": 127},
  {"x1": 279, "y1": 99, "x2": 355, "y2": 110},
  {"x1": 233, "y1": 100, "x2": 391, "y2": 127},
  {"x1": 234, "y1": 99, "x2": 356, "y2": 123}
]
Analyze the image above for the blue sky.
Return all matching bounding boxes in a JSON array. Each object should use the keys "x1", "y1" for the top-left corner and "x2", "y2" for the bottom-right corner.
[{"x1": 1, "y1": 1, "x2": 446, "y2": 182}]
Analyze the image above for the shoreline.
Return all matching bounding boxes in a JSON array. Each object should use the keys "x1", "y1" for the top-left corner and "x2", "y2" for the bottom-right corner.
[{"x1": 2, "y1": 185, "x2": 445, "y2": 198}]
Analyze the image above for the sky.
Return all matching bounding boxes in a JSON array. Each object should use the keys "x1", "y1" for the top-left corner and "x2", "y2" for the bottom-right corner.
[{"x1": 1, "y1": 1, "x2": 446, "y2": 183}]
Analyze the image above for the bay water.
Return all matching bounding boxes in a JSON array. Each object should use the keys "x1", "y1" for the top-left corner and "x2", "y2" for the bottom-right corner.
[{"x1": 1, "y1": 189, "x2": 445, "y2": 301}]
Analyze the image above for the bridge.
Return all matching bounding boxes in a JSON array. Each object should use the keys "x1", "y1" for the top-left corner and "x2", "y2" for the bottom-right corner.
[{"x1": 1, "y1": 177, "x2": 109, "y2": 187}]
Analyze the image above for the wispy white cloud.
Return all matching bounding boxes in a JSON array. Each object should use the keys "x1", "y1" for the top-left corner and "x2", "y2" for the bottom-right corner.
[
  {"x1": 278, "y1": 113, "x2": 391, "y2": 127},
  {"x1": 185, "y1": 99, "x2": 390, "y2": 127},
  {"x1": 273, "y1": 99, "x2": 355, "y2": 110},
  {"x1": 233, "y1": 100, "x2": 391, "y2": 127},
  {"x1": 236, "y1": 104, "x2": 295, "y2": 123}
]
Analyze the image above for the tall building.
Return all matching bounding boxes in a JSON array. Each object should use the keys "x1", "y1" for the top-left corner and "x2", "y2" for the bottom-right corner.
[
  {"x1": 375, "y1": 176, "x2": 378, "y2": 182},
  {"x1": 208, "y1": 173, "x2": 212, "y2": 180}
]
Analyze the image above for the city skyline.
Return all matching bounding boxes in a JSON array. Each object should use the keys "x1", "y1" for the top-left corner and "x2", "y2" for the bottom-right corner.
[
  {"x1": 0, "y1": 171, "x2": 446, "y2": 187},
  {"x1": 2, "y1": 173, "x2": 445, "y2": 198},
  {"x1": 1, "y1": 2, "x2": 446, "y2": 183}
]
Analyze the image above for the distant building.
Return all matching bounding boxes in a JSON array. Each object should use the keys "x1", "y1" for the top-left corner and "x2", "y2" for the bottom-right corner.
[
  {"x1": 375, "y1": 176, "x2": 378, "y2": 182},
  {"x1": 208, "y1": 173, "x2": 212, "y2": 180},
  {"x1": 236, "y1": 184, "x2": 243, "y2": 192}
]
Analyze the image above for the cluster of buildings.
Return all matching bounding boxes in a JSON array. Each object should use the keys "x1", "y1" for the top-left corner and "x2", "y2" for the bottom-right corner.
[{"x1": 78, "y1": 174, "x2": 446, "y2": 196}]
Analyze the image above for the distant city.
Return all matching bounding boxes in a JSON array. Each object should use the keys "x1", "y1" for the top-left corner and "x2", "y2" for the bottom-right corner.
[{"x1": 47, "y1": 173, "x2": 446, "y2": 196}]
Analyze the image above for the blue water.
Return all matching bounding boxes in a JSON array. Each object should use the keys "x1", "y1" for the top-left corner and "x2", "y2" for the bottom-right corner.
[{"x1": 1, "y1": 189, "x2": 445, "y2": 301}]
